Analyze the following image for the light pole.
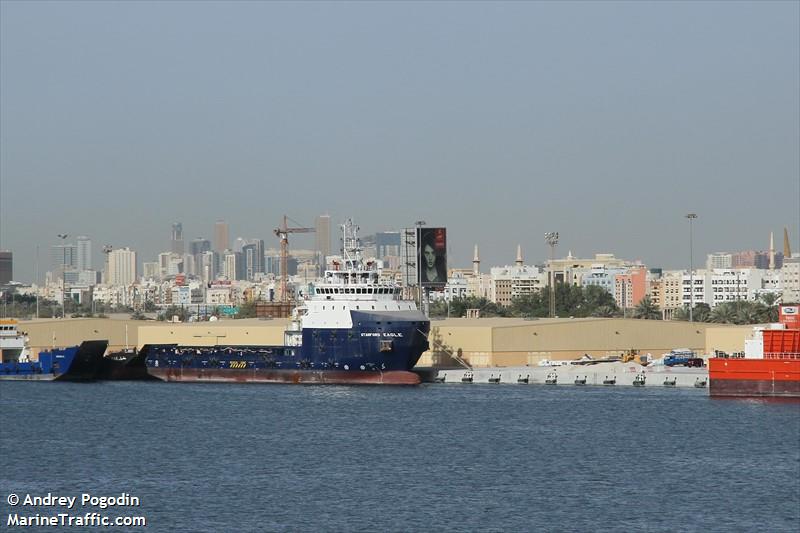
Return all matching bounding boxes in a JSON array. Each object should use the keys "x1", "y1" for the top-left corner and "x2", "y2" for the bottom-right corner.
[
  {"x1": 35, "y1": 245, "x2": 40, "y2": 318},
  {"x1": 545, "y1": 232, "x2": 559, "y2": 318},
  {"x1": 686, "y1": 214, "x2": 697, "y2": 322},
  {"x1": 57, "y1": 233, "x2": 69, "y2": 319}
]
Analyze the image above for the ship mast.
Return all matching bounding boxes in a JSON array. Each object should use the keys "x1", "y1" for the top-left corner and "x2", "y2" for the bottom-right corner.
[{"x1": 340, "y1": 219, "x2": 363, "y2": 271}]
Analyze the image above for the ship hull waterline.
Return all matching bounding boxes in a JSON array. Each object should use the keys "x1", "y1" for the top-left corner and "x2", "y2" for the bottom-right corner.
[
  {"x1": 709, "y1": 358, "x2": 800, "y2": 398},
  {"x1": 148, "y1": 367, "x2": 421, "y2": 385},
  {"x1": 0, "y1": 340, "x2": 108, "y2": 382},
  {"x1": 709, "y1": 379, "x2": 800, "y2": 398}
]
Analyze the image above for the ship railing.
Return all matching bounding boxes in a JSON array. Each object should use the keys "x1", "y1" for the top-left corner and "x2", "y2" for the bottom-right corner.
[{"x1": 764, "y1": 352, "x2": 800, "y2": 360}]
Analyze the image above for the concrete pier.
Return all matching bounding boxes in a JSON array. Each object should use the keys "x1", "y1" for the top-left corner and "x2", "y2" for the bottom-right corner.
[{"x1": 426, "y1": 362, "x2": 708, "y2": 389}]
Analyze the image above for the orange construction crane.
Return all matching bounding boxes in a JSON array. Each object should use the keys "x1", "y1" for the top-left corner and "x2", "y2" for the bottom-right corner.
[{"x1": 274, "y1": 215, "x2": 315, "y2": 303}]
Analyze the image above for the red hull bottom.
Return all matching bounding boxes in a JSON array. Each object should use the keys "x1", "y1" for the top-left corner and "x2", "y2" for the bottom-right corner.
[
  {"x1": 709, "y1": 378, "x2": 800, "y2": 398},
  {"x1": 148, "y1": 368, "x2": 421, "y2": 385},
  {"x1": 709, "y1": 358, "x2": 800, "y2": 398}
]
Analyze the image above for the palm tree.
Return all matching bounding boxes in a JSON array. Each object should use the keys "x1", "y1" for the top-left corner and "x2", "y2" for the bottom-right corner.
[
  {"x1": 710, "y1": 302, "x2": 737, "y2": 324},
  {"x1": 632, "y1": 296, "x2": 661, "y2": 319},
  {"x1": 693, "y1": 303, "x2": 712, "y2": 322},
  {"x1": 757, "y1": 293, "x2": 780, "y2": 323},
  {"x1": 758, "y1": 292, "x2": 780, "y2": 307},
  {"x1": 672, "y1": 306, "x2": 689, "y2": 321},
  {"x1": 592, "y1": 305, "x2": 620, "y2": 318},
  {"x1": 735, "y1": 302, "x2": 762, "y2": 325}
]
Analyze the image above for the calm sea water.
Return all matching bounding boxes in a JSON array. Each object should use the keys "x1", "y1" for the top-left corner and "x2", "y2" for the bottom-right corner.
[{"x1": 1, "y1": 382, "x2": 798, "y2": 532}]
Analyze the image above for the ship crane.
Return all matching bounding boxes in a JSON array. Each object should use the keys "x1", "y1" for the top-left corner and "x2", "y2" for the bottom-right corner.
[{"x1": 274, "y1": 215, "x2": 315, "y2": 303}]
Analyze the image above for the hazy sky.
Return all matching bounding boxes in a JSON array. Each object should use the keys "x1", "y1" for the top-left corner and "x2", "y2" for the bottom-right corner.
[{"x1": 1, "y1": 1, "x2": 798, "y2": 283}]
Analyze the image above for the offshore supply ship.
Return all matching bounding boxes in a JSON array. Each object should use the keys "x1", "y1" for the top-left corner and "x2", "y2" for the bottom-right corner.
[
  {"x1": 0, "y1": 319, "x2": 108, "y2": 381},
  {"x1": 709, "y1": 305, "x2": 800, "y2": 398},
  {"x1": 144, "y1": 219, "x2": 431, "y2": 385}
]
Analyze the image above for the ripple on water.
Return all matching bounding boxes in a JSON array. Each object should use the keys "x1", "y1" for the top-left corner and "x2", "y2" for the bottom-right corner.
[{"x1": 1, "y1": 381, "x2": 798, "y2": 532}]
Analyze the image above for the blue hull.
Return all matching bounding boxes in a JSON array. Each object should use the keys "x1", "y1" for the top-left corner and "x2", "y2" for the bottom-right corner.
[
  {"x1": 144, "y1": 312, "x2": 430, "y2": 384},
  {"x1": 0, "y1": 341, "x2": 108, "y2": 381}
]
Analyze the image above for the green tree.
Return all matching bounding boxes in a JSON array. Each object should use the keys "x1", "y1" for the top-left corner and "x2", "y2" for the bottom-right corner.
[
  {"x1": 429, "y1": 285, "x2": 625, "y2": 320},
  {"x1": 581, "y1": 285, "x2": 619, "y2": 313},
  {"x1": 709, "y1": 302, "x2": 737, "y2": 324},
  {"x1": 734, "y1": 302, "x2": 762, "y2": 325},
  {"x1": 235, "y1": 301, "x2": 258, "y2": 319},
  {"x1": 591, "y1": 304, "x2": 620, "y2": 318},
  {"x1": 441, "y1": 296, "x2": 509, "y2": 318},
  {"x1": 633, "y1": 295, "x2": 661, "y2": 320},
  {"x1": 673, "y1": 303, "x2": 710, "y2": 322},
  {"x1": 756, "y1": 293, "x2": 779, "y2": 323},
  {"x1": 508, "y1": 293, "x2": 548, "y2": 318},
  {"x1": 428, "y1": 299, "x2": 449, "y2": 318},
  {"x1": 509, "y1": 284, "x2": 620, "y2": 318},
  {"x1": 693, "y1": 303, "x2": 711, "y2": 322}
]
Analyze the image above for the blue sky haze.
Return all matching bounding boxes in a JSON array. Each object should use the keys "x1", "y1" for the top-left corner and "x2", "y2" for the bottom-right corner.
[{"x1": 1, "y1": 1, "x2": 798, "y2": 282}]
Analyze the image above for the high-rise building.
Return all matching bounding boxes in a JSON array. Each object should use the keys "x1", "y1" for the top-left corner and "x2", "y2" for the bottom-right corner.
[
  {"x1": 107, "y1": 248, "x2": 137, "y2": 286},
  {"x1": 489, "y1": 264, "x2": 545, "y2": 306},
  {"x1": 732, "y1": 250, "x2": 771, "y2": 269},
  {"x1": 51, "y1": 244, "x2": 77, "y2": 273},
  {"x1": 171, "y1": 223, "x2": 184, "y2": 255},
  {"x1": 76, "y1": 236, "x2": 92, "y2": 271},
  {"x1": 158, "y1": 252, "x2": 172, "y2": 278},
  {"x1": 614, "y1": 266, "x2": 647, "y2": 309},
  {"x1": 223, "y1": 253, "x2": 238, "y2": 281},
  {"x1": 214, "y1": 220, "x2": 229, "y2": 253},
  {"x1": 190, "y1": 238, "x2": 211, "y2": 256},
  {"x1": 706, "y1": 252, "x2": 732, "y2": 270},
  {"x1": 142, "y1": 262, "x2": 160, "y2": 280},
  {"x1": 182, "y1": 254, "x2": 196, "y2": 276},
  {"x1": 375, "y1": 232, "x2": 401, "y2": 260},
  {"x1": 781, "y1": 257, "x2": 800, "y2": 304},
  {"x1": 232, "y1": 237, "x2": 247, "y2": 253},
  {"x1": 199, "y1": 250, "x2": 216, "y2": 282},
  {"x1": 315, "y1": 215, "x2": 331, "y2": 265},
  {"x1": 241, "y1": 240, "x2": 265, "y2": 280},
  {"x1": 0, "y1": 251, "x2": 12, "y2": 284}
]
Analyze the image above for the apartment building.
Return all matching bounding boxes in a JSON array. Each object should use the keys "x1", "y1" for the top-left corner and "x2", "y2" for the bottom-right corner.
[{"x1": 489, "y1": 265, "x2": 544, "y2": 307}]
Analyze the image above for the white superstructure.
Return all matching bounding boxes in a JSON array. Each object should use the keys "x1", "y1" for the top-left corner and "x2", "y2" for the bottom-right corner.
[
  {"x1": 296, "y1": 219, "x2": 420, "y2": 330},
  {"x1": 0, "y1": 320, "x2": 30, "y2": 363}
]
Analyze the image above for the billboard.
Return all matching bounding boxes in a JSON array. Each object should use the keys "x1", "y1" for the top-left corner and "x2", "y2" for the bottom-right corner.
[
  {"x1": 417, "y1": 227, "x2": 447, "y2": 288},
  {"x1": 779, "y1": 305, "x2": 799, "y2": 329}
]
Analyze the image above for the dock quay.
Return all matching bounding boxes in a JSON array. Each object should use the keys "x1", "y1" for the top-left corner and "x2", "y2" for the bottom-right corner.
[
  {"x1": 420, "y1": 363, "x2": 708, "y2": 388},
  {"x1": 11, "y1": 316, "x2": 752, "y2": 391}
]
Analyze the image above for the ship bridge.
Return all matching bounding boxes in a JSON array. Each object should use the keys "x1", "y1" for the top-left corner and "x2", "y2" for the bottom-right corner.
[{"x1": 296, "y1": 219, "x2": 422, "y2": 329}]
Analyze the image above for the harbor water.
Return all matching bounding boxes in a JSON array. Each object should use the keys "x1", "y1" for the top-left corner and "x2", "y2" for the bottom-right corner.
[{"x1": 1, "y1": 382, "x2": 798, "y2": 532}]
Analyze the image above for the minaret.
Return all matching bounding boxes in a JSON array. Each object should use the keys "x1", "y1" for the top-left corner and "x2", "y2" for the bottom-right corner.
[
  {"x1": 784, "y1": 227, "x2": 792, "y2": 258},
  {"x1": 473, "y1": 245, "x2": 480, "y2": 276},
  {"x1": 769, "y1": 231, "x2": 775, "y2": 270},
  {"x1": 515, "y1": 244, "x2": 523, "y2": 267}
]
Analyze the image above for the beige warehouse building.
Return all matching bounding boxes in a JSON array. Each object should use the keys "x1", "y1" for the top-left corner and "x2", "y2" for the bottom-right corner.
[
  {"x1": 422, "y1": 317, "x2": 750, "y2": 367},
  {"x1": 17, "y1": 316, "x2": 752, "y2": 366}
]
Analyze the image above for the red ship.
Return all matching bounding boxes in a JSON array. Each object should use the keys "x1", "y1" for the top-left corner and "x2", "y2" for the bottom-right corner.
[{"x1": 709, "y1": 305, "x2": 800, "y2": 398}]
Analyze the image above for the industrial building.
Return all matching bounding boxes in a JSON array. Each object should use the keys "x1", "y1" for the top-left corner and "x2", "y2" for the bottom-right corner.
[{"x1": 17, "y1": 316, "x2": 751, "y2": 367}]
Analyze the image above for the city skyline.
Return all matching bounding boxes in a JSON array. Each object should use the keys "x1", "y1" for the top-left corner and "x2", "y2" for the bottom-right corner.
[
  {"x1": 1, "y1": 2, "x2": 798, "y2": 281},
  {"x1": 3, "y1": 220, "x2": 796, "y2": 285}
]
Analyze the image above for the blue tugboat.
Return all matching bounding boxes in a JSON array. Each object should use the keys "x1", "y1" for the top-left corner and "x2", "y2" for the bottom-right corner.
[
  {"x1": 0, "y1": 321, "x2": 108, "y2": 381},
  {"x1": 144, "y1": 219, "x2": 431, "y2": 385}
]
